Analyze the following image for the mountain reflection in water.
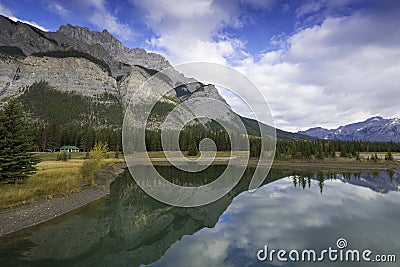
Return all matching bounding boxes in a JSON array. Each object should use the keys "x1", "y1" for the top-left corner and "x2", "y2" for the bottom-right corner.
[{"x1": 0, "y1": 166, "x2": 399, "y2": 267}]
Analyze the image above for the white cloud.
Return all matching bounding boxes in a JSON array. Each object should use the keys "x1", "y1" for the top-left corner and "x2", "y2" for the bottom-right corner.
[
  {"x1": 47, "y1": 3, "x2": 73, "y2": 18},
  {"x1": 136, "y1": 0, "x2": 247, "y2": 65},
  {"x1": 46, "y1": 0, "x2": 135, "y2": 40},
  {"x1": 88, "y1": 11, "x2": 134, "y2": 40},
  {"x1": 0, "y1": 3, "x2": 13, "y2": 17},
  {"x1": 0, "y1": 3, "x2": 49, "y2": 32},
  {"x1": 293, "y1": 0, "x2": 367, "y2": 30},
  {"x1": 136, "y1": 1, "x2": 400, "y2": 132},
  {"x1": 8, "y1": 17, "x2": 50, "y2": 32},
  {"x1": 235, "y1": 7, "x2": 400, "y2": 132},
  {"x1": 86, "y1": 0, "x2": 134, "y2": 40},
  {"x1": 295, "y1": 0, "x2": 324, "y2": 18}
]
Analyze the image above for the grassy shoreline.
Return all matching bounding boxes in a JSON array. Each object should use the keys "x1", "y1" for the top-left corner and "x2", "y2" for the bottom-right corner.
[
  {"x1": 0, "y1": 152, "x2": 124, "y2": 209},
  {"x1": 0, "y1": 162, "x2": 126, "y2": 237},
  {"x1": 0, "y1": 160, "x2": 84, "y2": 209}
]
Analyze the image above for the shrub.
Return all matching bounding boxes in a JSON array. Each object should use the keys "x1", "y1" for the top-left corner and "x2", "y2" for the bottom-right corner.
[
  {"x1": 385, "y1": 151, "x2": 394, "y2": 161},
  {"x1": 187, "y1": 141, "x2": 199, "y2": 156},
  {"x1": 80, "y1": 142, "x2": 109, "y2": 186},
  {"x1": 89, "y1": 141, "x2": 109, "y2": 160},
  {"x1": 80, "y1": 159, "x2": 99, "y2": 186},
  {"x1": 57, "y1": 152, "x2": 69, "y2": 161}
]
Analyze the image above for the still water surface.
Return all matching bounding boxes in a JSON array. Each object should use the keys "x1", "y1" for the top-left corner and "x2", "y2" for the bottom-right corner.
[{"x1": 0, "y1": 166, "x2": 399, "y2": 266}]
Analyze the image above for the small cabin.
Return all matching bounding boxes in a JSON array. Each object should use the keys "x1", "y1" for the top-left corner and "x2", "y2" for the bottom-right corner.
[{"x1": 60, "y1": 145, "x2": 80, "y2": 153}]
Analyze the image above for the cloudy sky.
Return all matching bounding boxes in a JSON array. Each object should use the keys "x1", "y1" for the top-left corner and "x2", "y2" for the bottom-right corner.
[{"x1": 1, "y1": 0, "x2": 399, "y2": 131}]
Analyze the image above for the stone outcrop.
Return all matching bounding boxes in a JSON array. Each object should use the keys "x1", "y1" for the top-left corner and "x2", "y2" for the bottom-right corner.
[
  {"x1": 0, "y1": 56, "x2": 117, "y2": 98},
  {"x1": 57, "y1": 24, "x2": 172, "y2": 71}
]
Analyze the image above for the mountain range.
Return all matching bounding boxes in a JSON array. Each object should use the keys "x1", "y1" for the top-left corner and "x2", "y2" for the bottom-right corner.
[
  {"x1": 0, "y1": 15, "x2": 313, "y2": 141},
  {"x1": 5, "y1": 16, "x2": 396, "y2": 143},
  {"x1": 298, "y1": 116, "x2": 400, "y2": 142}
]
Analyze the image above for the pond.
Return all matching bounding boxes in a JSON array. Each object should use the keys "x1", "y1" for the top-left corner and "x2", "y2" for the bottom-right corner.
[{"x1": 0, "y1": 166, "x2": 399, "y2": 266}]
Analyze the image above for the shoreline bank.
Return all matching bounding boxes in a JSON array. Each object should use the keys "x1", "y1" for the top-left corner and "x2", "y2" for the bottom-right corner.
[{"x1": 0, "y1": 163, "x2": 126, "y2": 238}]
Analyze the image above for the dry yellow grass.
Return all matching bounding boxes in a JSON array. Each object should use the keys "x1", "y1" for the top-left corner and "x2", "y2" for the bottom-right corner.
[
  {"x1": 359, "y1": 152, "x2": 400, "y2": 158},
  {"x1": 0, "y1": 160, "x2": 85, "y2": 209},
  {"x1": 35, "y1": 160, "x2": 84, "y2": 170}
]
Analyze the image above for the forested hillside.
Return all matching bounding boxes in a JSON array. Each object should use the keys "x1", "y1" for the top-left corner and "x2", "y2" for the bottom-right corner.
[
  {"x1": 17, "y1": 81, "x2": 123, "y2": 151},
  {"x1": 19, "y1": 81, "x2": 123, "y2": 127}
]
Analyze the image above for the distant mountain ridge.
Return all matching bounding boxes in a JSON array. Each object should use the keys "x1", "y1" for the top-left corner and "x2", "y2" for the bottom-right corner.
[{"x1": 298, "y1": 116, "x2": 400, "y2": 142}]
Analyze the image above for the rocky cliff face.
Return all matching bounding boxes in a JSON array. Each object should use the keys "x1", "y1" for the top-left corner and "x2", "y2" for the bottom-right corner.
[
  {"x1": 57, "y1": 24, "x2": 171, "y2": 71},
  {"x1": 1, "y1": 56, "x2": 117, "y2": 98},
  {"x1": 0, "y1": 16, "x2": 59, "y2": 54},
  {"x1": 1, "y1": 16, "x2": 127, "y2": 76},
  {"x1": 0, "y1": 15, "x2": 229, "y2": 128},
  {"x1": 0, "y1": 15, "x2": 170, "y2": 78}
]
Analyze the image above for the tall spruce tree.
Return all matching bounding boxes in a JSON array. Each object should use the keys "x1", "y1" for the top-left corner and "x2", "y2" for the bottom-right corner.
[
  {"x1": 187, "y1": 141, "x2": 199, "y2": 156},
  {"x1": 0, "y1": 99, "x2": 40, "y2": 183},
  {"x1": 385, "y1": 150, "x2": 394, "y2": 161}
]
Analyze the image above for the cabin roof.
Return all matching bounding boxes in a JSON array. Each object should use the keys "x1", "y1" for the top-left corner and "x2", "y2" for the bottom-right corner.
[{"x1": 60, "y1": 145, "x2": 79, "y2": 149}]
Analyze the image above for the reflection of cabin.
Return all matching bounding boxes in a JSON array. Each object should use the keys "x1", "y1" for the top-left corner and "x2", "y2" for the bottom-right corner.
[{"x1": 60, "y1": 146, "x2": 80, "y2": 152}]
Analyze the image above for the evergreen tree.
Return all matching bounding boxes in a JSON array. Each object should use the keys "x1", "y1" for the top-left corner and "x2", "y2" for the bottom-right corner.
[
  {"x1": 340, "y1": 145, "x2": 348, "y2": 158},
  {"x1": 385, "y1": 150, "x2": 394, "y2": 161},
  {"x1": 47, "y1": 122, "x2": 61, "y2": 150},
  {"x1": 0, "y1": 99, "x2": 40, "y2": 183},
  {"x1": 355, "y1": 152, "x2": 361, "y2": 162},
  {"x1": 81, "y1": 125, "x2": 95, "y2": 152},
  {"x1": 316, "y1": 142, "x2": 324, "y2": 160},
  {"x1": 187, "y1": 141, "x2": 199, "y2": 156}
]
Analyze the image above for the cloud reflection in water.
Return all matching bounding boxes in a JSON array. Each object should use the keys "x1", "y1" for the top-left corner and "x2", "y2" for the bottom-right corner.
[{"x1": 150, "y1": 177, "x2": 400, "y2": 267}]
